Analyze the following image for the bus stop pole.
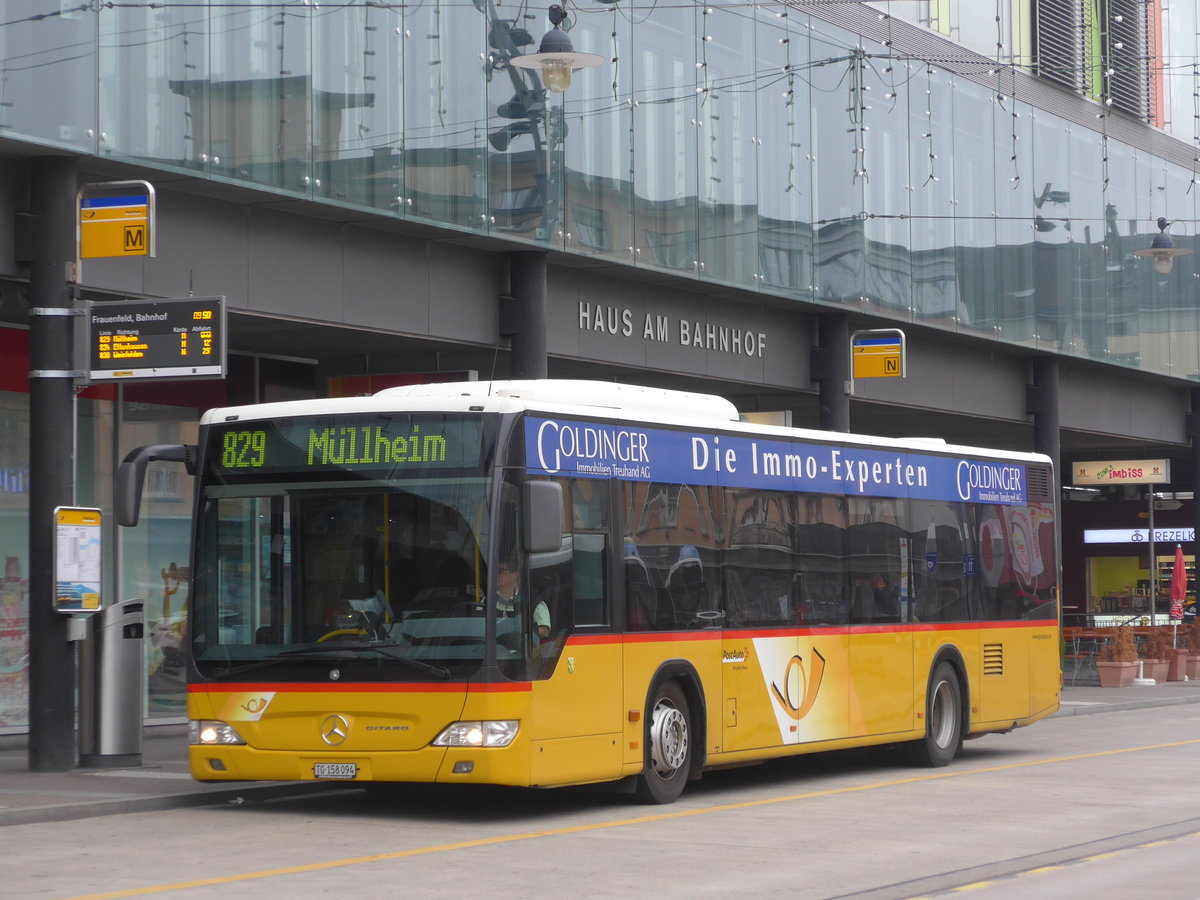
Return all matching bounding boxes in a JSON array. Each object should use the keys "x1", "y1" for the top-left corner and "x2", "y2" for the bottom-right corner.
[
  {"x1": 27, "y1": 156, "x2": 79, "y2": 772},
  {"x1": 1190, "y1": 389, "x2": 1200, "y2": 622},
  {"x1": 1148, "y1": 486, "x2": 1156, "y2": 628}
]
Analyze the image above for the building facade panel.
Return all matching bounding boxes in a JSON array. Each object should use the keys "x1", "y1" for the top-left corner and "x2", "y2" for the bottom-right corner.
[
  {"x1": 854, "y1": 341, "x2": 1031, "y2": 425},
  {"x1": 427, "y1": 243, "x2": 505, "y2": 347},
  {"x1": 136, "y1": 193, "x2": 251, "y2": 304},
  {"x1": 1059, "y1": 365, "x2": 1187, "y2": 446},
  {"x1": 245, "y1": 208, "x2": 346, "y2": 320},
  {"x1": 341, "y1": 227, "x2": 435, "y2": 337}
]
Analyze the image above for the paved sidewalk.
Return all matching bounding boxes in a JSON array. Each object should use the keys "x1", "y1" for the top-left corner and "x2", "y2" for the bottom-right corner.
[
  {"x1": 0, "y1": 727, "x2": 344, "y2": 827},
  {"x1": 1055, "y1": 674, "x2": 1200, "y2": 715},
  {"x1": 2, "y1": 679, "x2": 1198, "y2": 827}
]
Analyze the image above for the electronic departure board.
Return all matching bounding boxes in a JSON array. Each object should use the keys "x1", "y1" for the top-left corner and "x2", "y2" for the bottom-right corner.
[{"x1": 84, "y1": 296, "x2": 226, "y2": 383}]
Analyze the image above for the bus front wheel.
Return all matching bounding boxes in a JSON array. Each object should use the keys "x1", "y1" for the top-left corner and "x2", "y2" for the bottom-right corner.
[
  {"x1": 635, "y1": 681, "x2": 691, "y2": 804},
  {"x1": 906, "y1": 661, "x2": 962, "y2": 767}
]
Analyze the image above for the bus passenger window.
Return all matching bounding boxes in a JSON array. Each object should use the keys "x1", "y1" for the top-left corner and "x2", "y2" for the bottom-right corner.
[
  {"x1": 571, "y1": 479, "x2": 607, "y2": 529},
  {"x1": 624, "y1": 544, "x2": 658, "y2": 630},
  {"x1": 666, "y1": 545, "x2": 708, "y2": 627},
  {"x1": 573, "y1": 533, "x2": 607, "y2": 626}
]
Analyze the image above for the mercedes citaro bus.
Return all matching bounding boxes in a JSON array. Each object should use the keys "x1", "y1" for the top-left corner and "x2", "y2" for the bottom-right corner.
[{"x1": 117, "y1": 379, "x2": 1060, "y2": 803}]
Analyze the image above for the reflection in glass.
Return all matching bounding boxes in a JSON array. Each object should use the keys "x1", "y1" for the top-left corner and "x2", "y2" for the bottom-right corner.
[
  {"x1": 632, "y1": 1, "x2": 698, "y2": 275},
  {"x1": 755, "y1": 4, "x2": 813, "y2": 297}
]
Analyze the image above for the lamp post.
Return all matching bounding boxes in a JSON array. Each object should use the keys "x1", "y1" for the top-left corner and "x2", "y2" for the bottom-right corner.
[{"x1": 1131, "y1": 218, "x2": 1190, "y2": 626}]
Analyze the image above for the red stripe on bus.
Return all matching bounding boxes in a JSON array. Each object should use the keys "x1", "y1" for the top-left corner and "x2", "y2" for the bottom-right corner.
[
  {"x1": 187, "y1": 681, "x2": 531, "y2": 694},
  {"x1": 720, "y1": 619, "x2": 1058, "y2": 640},
  {"x1": 564, "y1": 619, "x2": 1057, "y2": 645}
]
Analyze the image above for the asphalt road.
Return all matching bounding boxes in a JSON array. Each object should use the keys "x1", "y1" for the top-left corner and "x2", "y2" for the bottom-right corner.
[{"x1": 8, "y1": 702, "x2": 1200, "y2": 900}]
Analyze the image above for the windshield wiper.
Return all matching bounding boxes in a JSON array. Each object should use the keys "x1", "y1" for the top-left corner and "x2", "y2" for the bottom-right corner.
[{"x1": 277, "y1": 642, "x2": 452, "y2": 679}]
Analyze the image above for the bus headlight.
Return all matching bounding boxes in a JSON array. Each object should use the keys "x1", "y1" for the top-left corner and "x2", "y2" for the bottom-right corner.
[
  {"x1": 189, "y1": 719, "x2": 247, "y2": 746},
  {"x1": 432, "y1": 720, "x2": 519, "y2": 747}
]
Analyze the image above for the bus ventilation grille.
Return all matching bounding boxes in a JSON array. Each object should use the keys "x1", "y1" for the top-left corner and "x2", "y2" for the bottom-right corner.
[
  {"x1": 983, "y1": 643, "x2": 1004, "y2": 676},
  {"x1": 1026, "y1": 464, "x2": 1054, "y2": 501}
]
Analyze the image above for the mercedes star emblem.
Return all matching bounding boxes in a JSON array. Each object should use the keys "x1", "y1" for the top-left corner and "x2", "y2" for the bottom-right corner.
[{"x1": 320, "y1": 714, "x2": 349, "y2": 746}]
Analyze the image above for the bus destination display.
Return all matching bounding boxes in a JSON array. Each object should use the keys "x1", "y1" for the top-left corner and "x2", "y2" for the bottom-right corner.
[
  {"x1": 207, "y1": 415, "x2": 487, "y2": 480},
  {"x1": 85, "y1": 296, "x2": 226, "y2": 383}
]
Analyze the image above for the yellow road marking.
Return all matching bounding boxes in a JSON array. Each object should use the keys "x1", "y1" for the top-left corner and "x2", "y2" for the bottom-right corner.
[
  {"x1": 951, "y1": 882, "x2": 993, "y2": 892},
  {"x1": 62, "y1": 737, "x2": 1200, "y2": 900},
  {"x1": 1023, "y1": 866, "x2": 1063, "y2": 875}
]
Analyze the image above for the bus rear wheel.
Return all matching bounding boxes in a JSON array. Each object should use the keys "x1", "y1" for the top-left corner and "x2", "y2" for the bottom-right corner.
[
  {"x1": 906, "y1": 661, "x2": 962, "y2": 767},
  {"x1": 635, "y1": 681, "x2": 691, "y2": 804}
]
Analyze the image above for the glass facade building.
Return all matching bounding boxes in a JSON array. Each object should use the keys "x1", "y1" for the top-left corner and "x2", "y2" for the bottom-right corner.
[
  {"x1": 4, "y1": 1, "x2": 1199, "y2": 372},
  {"x1": 3, "y1": 1, "x2": 1200, "y2": 729}
]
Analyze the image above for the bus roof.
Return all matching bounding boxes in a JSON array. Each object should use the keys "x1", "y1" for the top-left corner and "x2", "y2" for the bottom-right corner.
[{"x1": 200, "y1": 379, "x2": 1051, "y2": 466}]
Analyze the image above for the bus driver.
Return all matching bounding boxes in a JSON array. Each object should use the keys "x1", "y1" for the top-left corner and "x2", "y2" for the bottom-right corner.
[{"x1": 496, "y1": 562, "x2": 550, "y2": 641}]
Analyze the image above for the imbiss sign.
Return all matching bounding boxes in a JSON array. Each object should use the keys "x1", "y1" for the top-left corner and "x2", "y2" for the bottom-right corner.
[{"x1": 1072, "y1": 458, "x2": 1170, "y2": 486}]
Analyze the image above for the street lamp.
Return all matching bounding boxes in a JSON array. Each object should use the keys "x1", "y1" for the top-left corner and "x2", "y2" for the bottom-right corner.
[
  {"x1": 509, "y1": 5, "x2": 604, "y2": 93},
  {"x1": 1133, "y1": 218, "x2": 1192, "y2": 275}
]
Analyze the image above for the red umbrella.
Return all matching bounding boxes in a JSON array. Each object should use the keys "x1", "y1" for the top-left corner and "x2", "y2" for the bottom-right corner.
[{"x1": 1169, "y1": 544, "x2": 1187, "y2": 620}]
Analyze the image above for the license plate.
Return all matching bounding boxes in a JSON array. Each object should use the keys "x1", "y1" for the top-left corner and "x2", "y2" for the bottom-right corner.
[{"x1": 313, "y1": 763, "x2": 358, "y2": 779}]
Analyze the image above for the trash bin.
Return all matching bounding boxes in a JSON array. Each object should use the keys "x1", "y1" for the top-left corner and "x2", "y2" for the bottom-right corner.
[{"x1": 79, "y1": 599, "x2": 144, "y2": 767}]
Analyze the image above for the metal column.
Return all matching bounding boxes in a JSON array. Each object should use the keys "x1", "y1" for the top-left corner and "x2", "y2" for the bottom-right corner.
[
  {"x1": 501, "y1": 251, "x2": 549, "y2": 380},
  {"x1": 27, "y1": 156, "x2": 79, "y2": 772},
  {"x1": 811, "y1": 313, "x2": 850, "y2": 433},
  {"x1": 1027, "y1": 356, "x2": 1061, "y2": 486}
]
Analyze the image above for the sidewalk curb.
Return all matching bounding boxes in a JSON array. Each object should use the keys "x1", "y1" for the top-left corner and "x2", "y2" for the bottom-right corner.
[
  {"x1": 1054, "y1": 693, "x2": 1200, "y2": 716},
  {"x1": 0, "y1": 780, "x2": 345, "y2": 828}
]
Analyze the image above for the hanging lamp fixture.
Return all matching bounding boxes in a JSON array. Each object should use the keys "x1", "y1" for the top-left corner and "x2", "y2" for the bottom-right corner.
[
  {"x1": 509, "y1": 5, "x2": 604, "y2": 93},
  {"x1": 1132, "y1": 218, "x2": 1192, "y2": 275}
]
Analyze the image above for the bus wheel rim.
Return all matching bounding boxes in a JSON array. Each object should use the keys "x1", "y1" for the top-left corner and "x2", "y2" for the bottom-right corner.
[
  {"x1": 930, "y1": 681, "x2": 955, "y2": 748},
  {"x1": 649, "y1": 701, "x2": 687, "y2": 775}
]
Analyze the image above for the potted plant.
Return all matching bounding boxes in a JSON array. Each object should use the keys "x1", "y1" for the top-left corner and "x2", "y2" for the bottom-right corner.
[
  {"x1": 1165, "y1": 627, "x2": 1189, "y2": 681},
  {"x1": 1140, "y1": 626, "x2": 1173, "y2": 682},
  {"x1": 1096, "y1": 625, "x2": 1138, "y2": 687},
  {"x1": 1186, "y1": 623, "x2": 1200, "y2": 680}
]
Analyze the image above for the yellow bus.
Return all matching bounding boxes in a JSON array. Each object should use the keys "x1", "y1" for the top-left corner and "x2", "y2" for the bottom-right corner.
[{"x1": 118, "y1": 379, "x2": 1060, "y2": 803}]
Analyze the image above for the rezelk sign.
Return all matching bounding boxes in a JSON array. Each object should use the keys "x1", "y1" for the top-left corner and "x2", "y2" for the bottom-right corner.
[{"x1": 1084, "y1": 528, "x2": 1196, "y2": 544}]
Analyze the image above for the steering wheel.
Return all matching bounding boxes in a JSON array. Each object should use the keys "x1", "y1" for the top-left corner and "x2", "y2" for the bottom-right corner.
[{"x1": 316, "y1": 627, "x2": 366, "y2": 643}]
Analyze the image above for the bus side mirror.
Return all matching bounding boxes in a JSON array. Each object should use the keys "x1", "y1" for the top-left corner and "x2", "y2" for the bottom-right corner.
[
  {"x1": 116, "y1": 444, "x2": 196, "y2": 527},
  {"x1": 523, "y1": 480, "x2": 564, "y2": 554}
]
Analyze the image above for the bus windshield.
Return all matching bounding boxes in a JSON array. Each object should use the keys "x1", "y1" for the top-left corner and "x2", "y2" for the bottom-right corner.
[{"x1": 191, "y1": 413, "x2": 505, "y2": 682}]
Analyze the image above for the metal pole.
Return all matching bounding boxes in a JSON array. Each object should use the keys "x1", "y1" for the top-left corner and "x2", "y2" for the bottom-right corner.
[
  {"x1": 1148, "y1": 486, "x2": 1156, "y2": 628},
  {"x1": 1190, "y1": 389, "x2": 1200, "y2": 622},
  {"x1": 27, "y1": 156, "x2": 79, "y2": 771}
]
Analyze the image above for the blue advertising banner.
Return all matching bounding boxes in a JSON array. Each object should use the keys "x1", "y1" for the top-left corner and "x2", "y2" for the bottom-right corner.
[{"x1": 524, "y1": 417, "x2": 1027, "y2": 506}]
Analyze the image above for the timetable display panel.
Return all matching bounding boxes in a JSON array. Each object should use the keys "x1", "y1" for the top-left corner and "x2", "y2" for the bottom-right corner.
[{"x1": 83, "y1": 296, "x2": 226, "y2": 383}]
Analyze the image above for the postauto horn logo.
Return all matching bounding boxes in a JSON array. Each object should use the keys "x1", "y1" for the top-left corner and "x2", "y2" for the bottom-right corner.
[{"x1": 770, "y1": 649, "x2": 826, "y2": 722}]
